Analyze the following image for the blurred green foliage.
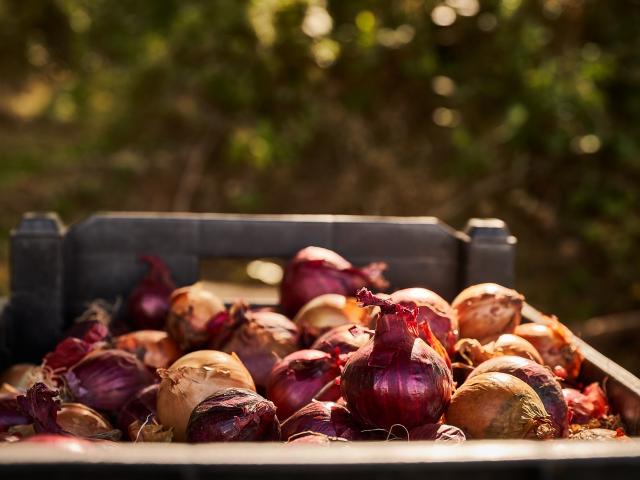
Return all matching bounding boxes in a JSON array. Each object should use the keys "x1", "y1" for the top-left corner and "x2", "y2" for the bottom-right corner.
[{"x1": 0, "y1": 0, "x2": 639, "y2": 321}]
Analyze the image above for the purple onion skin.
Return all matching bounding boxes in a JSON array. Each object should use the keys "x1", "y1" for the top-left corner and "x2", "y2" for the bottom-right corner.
[
  {"x1": 117, "y1": 384, "x2": 159, "y2": 436},
  {"x1": 280, "y1": 401, "x2": 359, "y2": 441},
  {"x1": 64, "y1": 350, "x2": 156, "y2": 412},
  {"x1": 311, "y1": 324, "x2": 372, "y2": 355},
  {"x1": 0, "y1": 393, "x2": 30, "y2": 432},
  {"x1": 186, "y1": 388, "x2": 280, "y2": 443},
  {"x1": 266, "y1": 349, "x2": 342, "y2": 420},
  {"x1": 409, "y1": 423, "x2": 466, "y2": 443},
  {"x1": 468, "y1": 355, "x2": 569, "y2": 437},
  {"x1": 128, "y1": 256, "x2": 175, "y2": 330},
  {"x1": 341, "y1": 289, "x2": 453, "y2": 431},
  {"x1": 280, "y1": 247, "x2": 387, "y2": 317}
]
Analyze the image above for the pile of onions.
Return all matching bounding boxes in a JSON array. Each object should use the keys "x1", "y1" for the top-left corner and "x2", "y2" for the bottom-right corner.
[
  {"x1": 454, "y1": 334, "x2": 543, "y2": 367},
  {"x1": 468, "y1": 356, "x2": 568, "y2": 437},
  {"x1": 166, "y1": 283, "x2": 226, "y2": 351},
  {"x1": 128, "y1": 256, "x2": 176, "y2": 330},
  {"x1": 64, "y1": 350, "x2": 155, "y2": 412},
  {"x1": 280, "y1": 246, "x2": 388, "y2": 318},
  {"x1": 266, "y1": 350, "x2": 343, "y2": 420},
  {"x1": 390, "y1": 288, "x2": 459, "y2": 356},
  {"x1": 114, "y1": 330, "x2": 182, "y2": 370},
  {"x1": 341, "y1": 289, "x2": 453, "y2": 430},
  {"x1": 563, "y1": 382, "x2": 608, "y2": 424},
  {"x1": 280, "y1": 401, "x2": 358, "y2": 441},
  {"x1": 186, "y1": 388, "x2": 280, "y2": 442},
  {"x1": 452, "y1": 283, "x2": 524, "y2": 344},
  {"x1": 157, "y1": 350, "x2": 255, "y2": 441},
  {"x1": 515, "y1": 315, "x2": 583, "y2": 380},
  {"x1": 311, "y1": 324, "x2": 373, "y2": 355},
  {"x1": 409, "y1": 423, "x2": 466, "y2": 443},
  {"x1": 209, "y1": 302, "x2": 300, "y2": 389},
  {"x1": 446, "y1": 371, "x2": 553, "y2": 439},
  {"x1": 293, "y1": 294, "x2": 375, "y2": 346}
]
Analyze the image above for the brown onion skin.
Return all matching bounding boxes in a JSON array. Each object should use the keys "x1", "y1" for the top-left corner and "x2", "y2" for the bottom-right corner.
[
  {"x1": 114, "y1": 330, "x2": 182, "y2": 370},
  {"x1": 452, "y1": 283, "x2": 524, "y2": 344},
  {"x1": 408, "y1": 423, "x2": 466, "y2": 443},
  {"x1": 446, "y1": 371, "x2": 552, "y2": 439},
  {"x1": 468, "y1": 356, "x2": 568, "y2": 437},
  {"x1": 186, "y1": 388, "x2": 280, "y2": 443},
  {"x1": 515, "y1": 319, "x2": 582, "y2": 381},
  {"x1": 0, "y1": 364, "x2": 39, "y2": 391},
  {"x1": 280, "y1": 401, "x2": 359, "y2": 441},
  {"x1": 214, "y1": 306, "x2": 300, "y2": 389},
  {"x1": 0, "y1": 393, "x2": 30, "y2": 432},
  {"x1": 63, "y1": 350, "x2": 156, "y2": 412},
  {"x1": 166, "y1": 285, "x2": 226, "y2": 351},
  {"x1": 570, "y1": 428, "x2": 628, "y2": 441},
  {"x1": 266, "y1": 349, "x2": 342, "y2": 421},
  {"x1": 341, "y1": 289, "x2": 453, "y2": 430},
  {"x1": 280, "y1": 246, "x2": 388, "y2": 318},
  {"x1": 118, "y1": 384, "x2": 159, "y2": 437},
  {"x1": 311, "y1": 324, "x2": 373, "y2": 355},
  {"x1": 56, "y1": 403, "x2": 116, "y2": 439},
  {"x1": 390, "y1": 288, "x2": 459, "y2": 356}
]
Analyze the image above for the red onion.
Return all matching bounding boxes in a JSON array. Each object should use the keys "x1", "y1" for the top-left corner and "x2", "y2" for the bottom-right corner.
[
  {"x1": 186, "y1": 388, "x2": 280, "y2": 442},
  {"x1": 43, "y1": 337, "x2": 94, "y2": 375},
  {"x1": 515, "y1": 316, "x2": 583, "y2": 381},
  {"x1": 280, "y1": 246, "x2": 388, "y2": 317},
  {"x1": 210, "y1": 302, "x2": 300, "y2": 389},
  {"x1": 64, "y1": 350, "x2": 156, "y2": 412},
  {"x1": 114, "y1": 330, "x2": 182, "y2": 369},
  {"x1": 166, "y1": 284, "x2": 226, "y2": 350},
  {"x1": 563, "y1": 382, "x2": 609, "y2": 424},
  {"x1": 65, "y1": 301, "x2": 113, "y2": 343},
  {"x1": 128, "y1": 256, "x2": 176, "y2": 330},
  {"x1": 446, "y1": 372, "x2": 553, "y2": 439},
  {"x1": 409, "y1": 423, "x2": 466, "y2": 443},
  {"x1": 286, "y1": 431, "x2": 349, "y2": 444},
  {"x1": 341, "y1": 289, "x2": 453, "y2": 430},
  {"x1": 452, "y1": 283, "x2": 524, "y2": 344},
  {"x1": 280, "y1": 401, "x2": 359, "y2": 441},
  {"x1": 0, "y1": 393, "x2": 30, "y2": 432},
  {"x1": 468, "y1": 356, "x2": 569, "y2": 437},
  {"x1": 313, "y1": 377, "x2": 343, "y2": 403},
  {"x1": 311, "y1": 324, "x2": 373, "y2": 355},
  {"x1": 390, "y1": 288, "x2": 459, "y2": 356},
  {"x1": 118, "y1": 384, "x2": 159, "y2": 435},
  {"x1": 266, "y1": 349, "x2": 343, "y2": 420}
]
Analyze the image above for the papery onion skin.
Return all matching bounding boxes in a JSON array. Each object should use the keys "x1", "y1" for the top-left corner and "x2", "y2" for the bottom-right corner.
[
  {"x1": 468, "y1": 356, "x2": 568, "y2": 437},
  {"x1": 166, "y1": 284, "x2": 226, "y2": 351},
  {"x1": 157, "y1": 350, "x2": 256, "y2": 442},
  {"x1": 408, "y1": 423, "x2": 466, "y2": 443},
  {"x1": 280, "y1": 246, "x2": 388, "y2": 318},
  {"x1": 563, "y1": 383, "x2": 609, "y2": 424},
  {"x1": 128, "y1": 256, "x2": 176, "y2": 330},
  {"x1": 266, "y1": 349, "x2": 342, "y2": 421},
  {"x1": 118, "y1": 384, "x2": 160, "y2": 436},
  {"x1": 446, "y1": 371, "x2": 553, "y2": 439},
  {"x1": 65, "y1": 301, "x2": 113, "y2": 343},
  {"x1": 280, "y1": 401, "x2": 358, "y2": 441},
  {"x1": 186, "y1": 388, "x2": 280, "y2": 443},
  {"x1": 341, "y1": 289, "x2": 453, "y2": 430},
  {"x1": 57, "y1": 403, "x2": 118, "y2": 439},
  {"x1": 16, "y1": 383, "x2": 62, "y2": 434},
  {"x1": 570, "y1": 428, "x2": 628, "y2": 441},
  {"x1": 0, "y1": 393, "x2": 30, "y2": 432},
  {"x1": 212, "y1": 303, "x2": 300, "y2": 389},
  {"x1": 286, "y1": 431, "x2": 349, "y2": 444},
  {"x1": 64, "y1": 350, "x2": 156, "y2": 412},
  {"x1": 294, "y1": 294, "x2": 374, "y2": 346},
  {"x1": 311, "y1": 324, "x2": 373, "y2": 355},
  {"x1": 452, "y1": 283, "x2": 524, "y2": 344},
  {"x1": 391, "y1": 288, "x2": 459, "y2": 356},
  {"x1": 0, "y1": 364, "x2": 40, "y2": 391},
  {"x1": 515, "y1": 317, "x2": 583, "y2": 381},
  {"x1": 114, "y1": 330, "x2": 182, "y2": 370},
  {"x1": 43, "y1": 337, "x2": 94, "y2": 374}
]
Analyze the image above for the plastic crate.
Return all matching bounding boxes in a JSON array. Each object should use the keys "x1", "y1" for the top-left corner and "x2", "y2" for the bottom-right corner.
[{"x1": 1, "y1": 212, "x2": 639, "y2": 479}]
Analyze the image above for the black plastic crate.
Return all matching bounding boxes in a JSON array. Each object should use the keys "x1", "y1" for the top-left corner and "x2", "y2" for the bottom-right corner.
[{"x1": 1, "y1": 212, "x2": 639, "y2": 479}]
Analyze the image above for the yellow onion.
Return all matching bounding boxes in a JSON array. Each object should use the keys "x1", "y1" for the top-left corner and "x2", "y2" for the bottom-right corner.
[
  {"x1": 446, "y1": 371, "x2": 553, "y2": 439},
  {"x1": 0, "y1": 364, "x2": 40, "y2": 391},
  {"x1": 166, "y1": 284, "x2": 226, "y2": 350},
  {"x1": 157, "y1": 350, "x2": 255, "y2": 441},
  {"x1": 114, "y1": 330, "x2": 183, "y2": 369},
  {"x1": 56, "y1": 403, "x2": 118, "y2": 440},
  {"x1": 452, "y1": 283, "x2": 524, "y2": 344},
  {"x1": 293, "y1": 294, "x2": 374, "y2": 346},
  {"x1": 455, "y1": 334, "x2": 543, "y2": 366},
  {"x1": 515, "y1": 316, "x2": 582, "y2": 380}
]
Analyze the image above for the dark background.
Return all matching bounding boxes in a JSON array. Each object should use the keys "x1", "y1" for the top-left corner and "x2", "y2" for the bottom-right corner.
[{"x1": 0, "y1": 1, "x2": 639, "y2": 334}]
